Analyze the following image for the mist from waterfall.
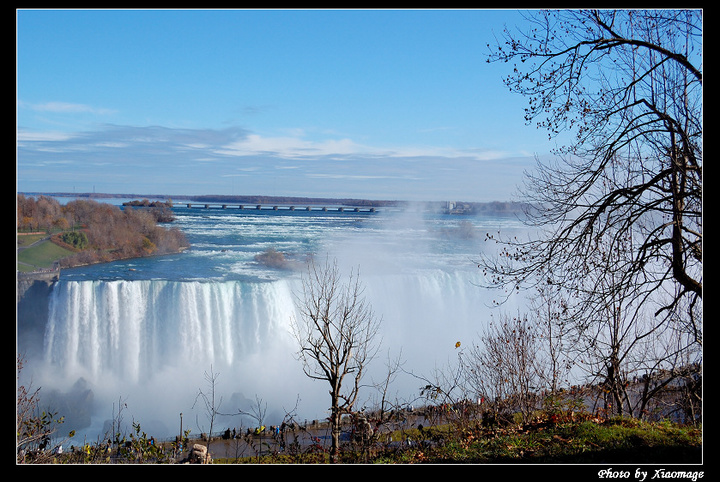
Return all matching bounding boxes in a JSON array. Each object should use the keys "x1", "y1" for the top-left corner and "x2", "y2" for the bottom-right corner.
[{"x1": 19, "y1": 204, "x2": 528, "y2": 442}]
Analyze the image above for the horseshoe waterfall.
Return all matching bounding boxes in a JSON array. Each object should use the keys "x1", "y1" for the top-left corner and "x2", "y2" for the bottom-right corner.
[{"x1": 17, "y1": 203, "x2": 526, "y2": 441}]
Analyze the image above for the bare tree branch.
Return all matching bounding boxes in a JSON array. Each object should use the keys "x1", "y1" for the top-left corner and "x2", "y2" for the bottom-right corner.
[{"x1": 291, "y1": 256, "x2": 381, "y2": 462}]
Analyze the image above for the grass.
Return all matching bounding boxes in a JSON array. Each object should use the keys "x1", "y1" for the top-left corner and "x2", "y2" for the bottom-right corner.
[
  {"x1": 17, "y1": 237, "x2": 74, "y2": 271},
  {"x1": 212, "y1": 416, "x2": 702, "y2": 465},
  {"x1": 17, "y1": 233, "x2": 47, "y2": 248},
  {"x1": 387, "y1": 417, "x2": 702, "y2": 464}
]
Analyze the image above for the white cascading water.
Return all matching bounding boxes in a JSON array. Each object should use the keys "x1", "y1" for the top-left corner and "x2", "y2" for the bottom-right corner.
[
  {"x1": 44, "y1": 279, "x2": 297, "y2": 384},
  {"x1": 37, "y1": 264, "x2": 511, "y2": 441},
  {"x1": 39, "y1": 278, "x2": 309, "y2": 440}
]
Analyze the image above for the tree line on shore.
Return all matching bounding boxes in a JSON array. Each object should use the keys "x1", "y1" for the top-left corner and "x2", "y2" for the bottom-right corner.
[{"x1": 17, "y1": 194, "x2": 189, "y2": 268}]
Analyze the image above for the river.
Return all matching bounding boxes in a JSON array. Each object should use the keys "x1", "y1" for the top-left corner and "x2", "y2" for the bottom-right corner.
[{"x1": 17, "y1": 201, "x2": 528, "y2": 444}]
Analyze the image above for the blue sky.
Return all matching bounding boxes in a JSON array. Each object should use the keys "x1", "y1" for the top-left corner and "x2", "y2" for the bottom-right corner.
[{"x1": 17, "y1": 8, "x2": 557, "y2": 202}]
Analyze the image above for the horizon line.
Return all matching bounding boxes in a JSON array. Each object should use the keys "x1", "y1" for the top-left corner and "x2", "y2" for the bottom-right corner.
[{"x1": 18, "y1": 190, "x2": 523, "y2": 206}]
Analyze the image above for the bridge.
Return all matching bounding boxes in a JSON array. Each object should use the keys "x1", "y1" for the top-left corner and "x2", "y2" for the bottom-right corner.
[{"x1": 184, "y1": 203, "x2": 376, "y2": 213}]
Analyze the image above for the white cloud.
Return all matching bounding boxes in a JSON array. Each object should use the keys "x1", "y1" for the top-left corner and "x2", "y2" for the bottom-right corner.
[
  {"x1": 215, "y1": 131, "x2": 515, "y2": 162},
  {"x1": 16, "y1": 123, "x2": 535, "y2": 201},
  {"x1": 23, "y1": 101, "x2": 116, "y2": 115},
  {"x1": 16, "y1": 129, "x2": 76, "y2": 143},
  {"x1": 216, "y1": 134, "x2": 367, "y2": 159},
  {"x1": 18, "y1": 122, "x2": 520, "y2": 165}
]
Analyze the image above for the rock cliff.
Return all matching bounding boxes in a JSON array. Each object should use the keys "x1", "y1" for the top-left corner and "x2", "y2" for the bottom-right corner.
[{"x1": 17, "y1": 272, "x2": 57, "y2": 359}]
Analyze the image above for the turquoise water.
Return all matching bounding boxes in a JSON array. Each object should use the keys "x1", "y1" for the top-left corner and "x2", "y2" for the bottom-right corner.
[{"x1": 62, "y1": 205, "x2": 522, "y2": 282}]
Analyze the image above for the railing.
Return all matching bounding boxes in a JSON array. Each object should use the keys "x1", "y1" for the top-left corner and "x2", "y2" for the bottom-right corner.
[
  {"x1": 184, "y1": 203, "x2": 376, "y2": 213},
  {"x1": 17, "y1": 263, "x2": 61, "y2": 281}
]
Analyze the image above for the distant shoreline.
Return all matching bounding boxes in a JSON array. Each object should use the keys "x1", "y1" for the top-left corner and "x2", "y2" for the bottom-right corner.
[
  {"x1": 19, "y1": 192, "x2": 529, "y2": 214},
  {"x1": 19, "y1": 191, "x2": 413, "y2": 206}
]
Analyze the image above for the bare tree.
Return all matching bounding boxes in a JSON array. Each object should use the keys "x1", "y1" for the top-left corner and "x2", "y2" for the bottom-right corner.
[
  {"x1": 16, "y1": 355, "x2": 69, "y2": 463},
  {"x1": 291, "y1": 257, "x2": 381, "y2": 462},
  {"x1": 482, "y1": 9, "x2": 701, "y2": 319},
  {"x1": 192, "y1": 365, "x2": 222, "y2": 445},
  {"x1": 413, "y1": 348, "x2": 469, "y2": 426},
  {"x1": 480, "y1": 10, "x2": 701, "y2": 402},
  {"x1": 529, "y1": 285, "x2": 574, "y2": 395},
  {"x1": 528, "y1": 223, "x2": 702, "y2": 421},
  {"x1": 366, "y1": 349, "x2": 405, "y2": 428},
  {"x1": 237, "y1": 395, "x2": 268, "y2": 461},
  {"x1": 465, "y1": 312, "x2": 545, "y2": 425}
]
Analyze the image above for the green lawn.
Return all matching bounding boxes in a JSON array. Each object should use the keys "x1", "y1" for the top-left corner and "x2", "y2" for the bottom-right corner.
[
  {"x1": 17, "y1": 233, "x2": 46, "y2": 248},
  {"x1": 17, "y1": 239, "x2": 73, "y2": 271}
]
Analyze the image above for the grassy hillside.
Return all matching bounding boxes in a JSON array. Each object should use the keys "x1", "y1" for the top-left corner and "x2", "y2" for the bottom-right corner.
[{"x1": 17, "y1": 238, "x2": 74, "y2": 272}]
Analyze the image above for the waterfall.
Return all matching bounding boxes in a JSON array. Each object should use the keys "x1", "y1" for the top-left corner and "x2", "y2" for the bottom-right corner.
[
  {"x1": 31, "y1": 267, "x2": 508, "y2": 440},
  {"x1": 36, "y1": 279, "x2": 306, "y2": 439},
  {"x1": 44, "y1": 279, "x2": 298, "y2": 383}
]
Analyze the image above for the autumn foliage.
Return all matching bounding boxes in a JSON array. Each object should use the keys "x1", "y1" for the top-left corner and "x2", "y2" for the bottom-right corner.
[{"x1": 17, "y1": 194, "x2": 189, "y2": 268}]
